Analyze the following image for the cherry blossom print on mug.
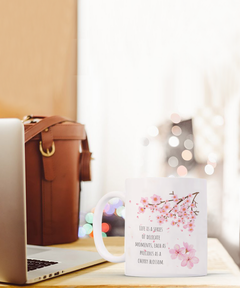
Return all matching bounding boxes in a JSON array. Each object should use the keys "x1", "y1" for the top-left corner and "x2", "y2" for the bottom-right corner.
[
  {"x1": 137, "y1": 192, "x2": 199, "y2": 233},
  {"x1": 169, "y1": 242, "x2": 199, "y2": 269}
]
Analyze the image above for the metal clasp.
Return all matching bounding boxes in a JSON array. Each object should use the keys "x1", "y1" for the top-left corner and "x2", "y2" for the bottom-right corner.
[{"x1": 39, "y1": 141, "x2": 55, "y2": 157}]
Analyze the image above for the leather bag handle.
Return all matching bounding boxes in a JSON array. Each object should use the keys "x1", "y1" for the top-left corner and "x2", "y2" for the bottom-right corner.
[
  {"x1": 24, "y1": 115, "x2": 74, "y2": 143},
  {"x1": 23, "y1": 115, "x2": 92, "y2": 181}
]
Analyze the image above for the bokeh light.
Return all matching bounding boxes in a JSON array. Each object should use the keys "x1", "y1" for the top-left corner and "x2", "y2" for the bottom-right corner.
[
  {"x1": 168, "y1": 156, "x2": 179, "y2": 167},
  {"x1": 170, "y1": 113, "x2": 181, "y2": 124},
  {"x1": 109, "y1": 198, "x2": 120, "y2": 205},
  {"x1": 205, "y1": 164, "x2": 214, "y2": 175},
  {"x1": 83, "y1": 223, "x2": 93, "y2": 235},
  {"x1": 102, "y1": 223, "x2": 110, "y2": 233},
  {"x1": 171, "y1": 125, "x2": 182, "y2": 136},
  {"x1": 104, "y1": 205, "x2": 115, "y2": 215},
  {"x1": 78, "y1": 226, "x2": 86, "y2": 238},
  {"x1": 116, "y1": 206, "x2": 125, "y2": 218},
  {"x1": 168, "y1": 136, "x2": 179, "y2": 147},
  {"x1": 184, "y1": 139, "x2": 194, "y2": 150},
  {"x1": 177, "y1": 165, "x2": 188, "y2": 176},
  {"x1": 85, "y1": 212, "x2": 94, "y2": 224},
  {"x1": 147, "y1": 126, "x2": 159, "y2": 137},
  {"x1": 181, "y1": 150, "x2": 192, "y2": 161}
]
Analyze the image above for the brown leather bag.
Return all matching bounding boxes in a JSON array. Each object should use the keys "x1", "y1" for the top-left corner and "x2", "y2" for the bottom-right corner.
[{"x1": 24, "y1": 115, "x2": 91, "y2": 246}]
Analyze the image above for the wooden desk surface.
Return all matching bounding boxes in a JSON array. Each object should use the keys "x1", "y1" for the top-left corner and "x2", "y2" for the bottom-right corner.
[{"x1": 2, "y1": 237, "x2": 240, "y2": 287}]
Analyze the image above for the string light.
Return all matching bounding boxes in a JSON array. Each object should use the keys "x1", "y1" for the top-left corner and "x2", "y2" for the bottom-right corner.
[
  {"x1": 83, "y1": 223, "x2": 93, "y2": 234},
  {"x1": 78, "y1": 227, "x2": 86, "y2": 238},
  {"x1": 102, "y1": 223, "x2": 110, "y2": 233},
  {"x1": 85, "y1": 212, "x2": 94, "y2": 224},
  {"x1": 184, "y1": 139, "x2": 194, "y2": 150},
  {"x1": 168, "y1": 156, "x2": 179, "y2": 167},
  {"x1": 181, "y1": 150, "x2": 193, "y2": 161},
  {"x1": 168, "y1": 136, "x2": 179, "y2": 147},
  {"x1": 116, "y1": 206, "x2": 125, "y2": 218},
  {"x1": 171, "y1": 125, "x2": 182, "y2": 136},
  {"x1": 79, "y1": 198, "x2": 125, "y2": 238},
  {"x1": 177, "y1": 165, "x2": 188, "y2": 176},
  {"x1": 205, "y1": 164, "x2": 214, "y2": 175},
  {"x1": 170, "y1": 113, "x2": 181, "y2": 124}
]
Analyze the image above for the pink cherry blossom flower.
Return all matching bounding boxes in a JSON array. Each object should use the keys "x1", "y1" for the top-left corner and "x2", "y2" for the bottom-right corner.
[
  {"x1": 164, "y1": 203, "x2": 171, "y2": 210},
  {"x1": 174, "y1": 198, "x2": 179, "y2": 202},
  {"x1": 158, "y1": 219, "x2": 164, "y2": 224},
  {"x1": 172, "y1": 195, "x2": 178, "y2": 200},
  {"x1": 156, "y1": 206, "x2": 162, "y2": 212},
  {"x1": 181, "y1": 251, "x2": 199, "y2": 269},
  {"x1": 161, "y1": 208, "x2": 167, "y2": 214},
  {"x1": 181, "y1": 206, "x2": 187, "y2": 212},
  {"x1": 171, "y1": 221, "x2": 176, "y2": 226},
  {"x1": 185, "y1": 198, "x2": 191, "y2": 204},
  {"x1": 183, "y1": 242, "x2": 196, "y2": 254},
  {"x1": 151, "y1": 194, "x2": 161, "y2": 204},
  {"x1": 178, "y1": 212, "x2": 183, "y2": 218},
  {"x1": 190, "y1": 203, "x2": 195, "y2": 208},
  {"x1": 169, "y1": 213, "x2": 174, "y2": 218},
  {"x1": 173, "y1": 207, "x2": 178, "y2": 213},
  {"x1": 169, "y1": 244, "x2": 185, "y2": 260},
  {"x1": 188, "y1": 228, "x2": 194, "y2": 232},
  {"x1": 187, "y1": 222, "x2": 195, "y2": 229},
  {"x1": 140, "y1": 197, "x2": 148, "y2": 205},
  {"x1": 191, "y1": 215, "x2": 196, "y2": 220},
  {"x1": 188, "y1": 194, "x2": 193, "y2": 198},
  {"x1": 138, "y1": 206, "x2": 145, "y2": 213}
]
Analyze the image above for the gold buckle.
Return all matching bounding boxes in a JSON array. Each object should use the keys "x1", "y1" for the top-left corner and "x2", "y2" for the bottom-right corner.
[
  {"x1": 39, "y1": 141, "x2": 55, "y2": 157},
  {"x1": 22, "y1": 115, "x2": 32, "y2": 123}
]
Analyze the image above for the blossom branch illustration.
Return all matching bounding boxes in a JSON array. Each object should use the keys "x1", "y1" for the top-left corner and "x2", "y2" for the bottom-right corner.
[{"x1": 137, "y1": 191, "x2": 200, "y2": 232}]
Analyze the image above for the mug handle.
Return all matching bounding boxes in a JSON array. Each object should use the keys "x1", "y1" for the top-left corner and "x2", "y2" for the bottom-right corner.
[{"x1": 93, "y1": 191, "x2": 125, "y2": 263}]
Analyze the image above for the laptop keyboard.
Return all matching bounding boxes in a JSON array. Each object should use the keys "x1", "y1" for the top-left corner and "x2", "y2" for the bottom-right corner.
[{"x1": 27, "y1": 259, "x2": 58, "y2": 271}]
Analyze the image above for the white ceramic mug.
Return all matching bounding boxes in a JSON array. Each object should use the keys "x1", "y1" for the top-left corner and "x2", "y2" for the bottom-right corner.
[{"x1": 93, "y1": 177, "x2": 207, "y2": 277}]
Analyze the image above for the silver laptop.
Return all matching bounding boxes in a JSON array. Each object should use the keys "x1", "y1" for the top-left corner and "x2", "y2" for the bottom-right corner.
[{"x1": 0, "y1": 118, "x2": 104, "y2": 285}]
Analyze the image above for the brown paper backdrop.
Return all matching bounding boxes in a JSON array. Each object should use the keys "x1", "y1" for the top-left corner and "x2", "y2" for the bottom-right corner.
[{"x1": 0, "y1": 0, "x2": 77, "y2": 120}]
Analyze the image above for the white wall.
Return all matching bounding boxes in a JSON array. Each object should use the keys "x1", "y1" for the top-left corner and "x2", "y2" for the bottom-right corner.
[{"x1": 77, "y1": 0, "x2": 240, "y2": 220}]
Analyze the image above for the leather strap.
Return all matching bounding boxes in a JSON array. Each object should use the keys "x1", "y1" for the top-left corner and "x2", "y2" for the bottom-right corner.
[
  {"x1": 23, "y1": 115, "x2": 92, "y2": 182},
  {"x1": 24, "y1": 115, "x2": 73, "y2": 143},
  {"x1": 80, "y1": 135, "x2": 92, "y2": 181},
  {"x1": 41, "y1": 128, "x2": 55, "y2": 181}
]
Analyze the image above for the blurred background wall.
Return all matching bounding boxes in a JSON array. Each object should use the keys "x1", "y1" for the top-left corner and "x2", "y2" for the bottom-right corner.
[
  {"x1": 78, "y1": 0, "x2": 240, "y2": 266},
  {"x1": 0, "y1": 0, "x2": 239, "y2": 268},
  {"x1": 0, "y1": 0, "x2": 77, "y2": 119}
]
